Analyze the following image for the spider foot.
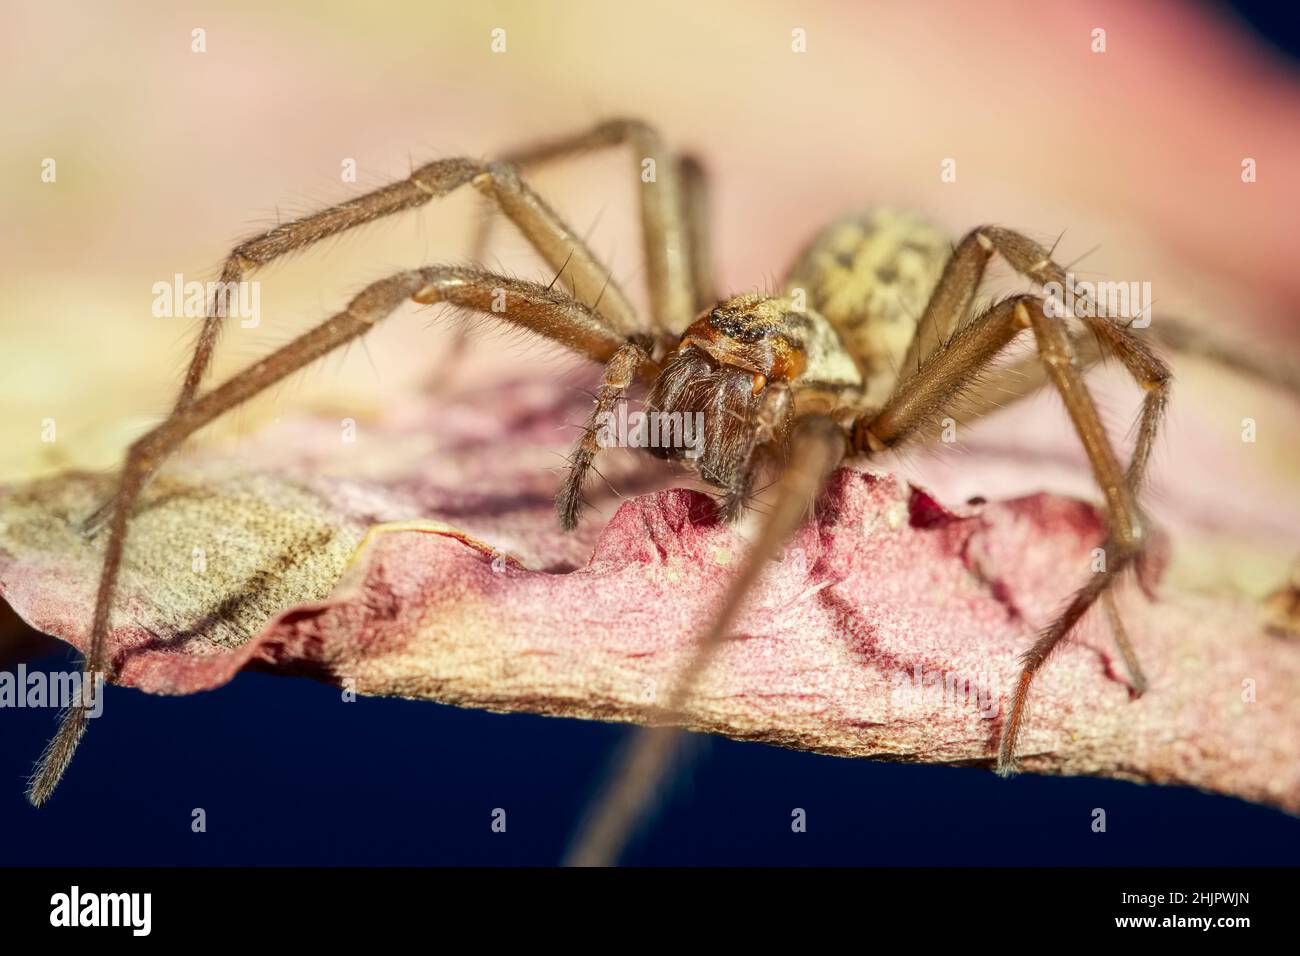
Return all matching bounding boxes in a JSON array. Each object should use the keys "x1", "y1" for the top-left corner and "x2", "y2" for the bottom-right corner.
[
  {"x1": 995, "y1": 749, "x2": 1020, "y2": 779},
  {"x1": 77, "y1": 496, "x2": 115, "y2": 539}
]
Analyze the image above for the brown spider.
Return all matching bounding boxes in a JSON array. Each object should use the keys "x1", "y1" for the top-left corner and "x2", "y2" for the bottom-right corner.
[{"x1": 30, "y1": 118, "x2": 1171, "y2": 866}]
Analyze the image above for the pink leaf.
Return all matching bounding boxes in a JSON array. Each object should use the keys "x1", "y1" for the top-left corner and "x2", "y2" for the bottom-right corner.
[{"x1": 1, "y1": 375, "x2": 1297, "y2": 815}]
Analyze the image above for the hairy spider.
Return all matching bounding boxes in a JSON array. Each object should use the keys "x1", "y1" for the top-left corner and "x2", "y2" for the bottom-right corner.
[{"x1": 31, "y1": 118, "x2": 1173, "y2": 866}]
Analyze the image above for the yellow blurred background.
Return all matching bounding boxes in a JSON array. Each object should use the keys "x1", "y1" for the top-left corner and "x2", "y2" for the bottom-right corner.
[{"x1": 2, "y1": 0, "x2": 1298, "y2": 592}]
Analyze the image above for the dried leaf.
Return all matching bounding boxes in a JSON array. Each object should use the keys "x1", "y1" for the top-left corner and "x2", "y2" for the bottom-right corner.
[{"x1": 1, "y1": 377, "x2": 1296, "y2": 815}]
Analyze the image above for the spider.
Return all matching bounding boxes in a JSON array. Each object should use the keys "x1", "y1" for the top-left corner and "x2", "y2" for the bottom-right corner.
[{"x1": 29, "y1": 118, "x2": 1172, "y2": 866}]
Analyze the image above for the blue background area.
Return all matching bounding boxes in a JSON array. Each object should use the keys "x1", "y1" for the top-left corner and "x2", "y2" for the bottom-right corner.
[
  {"x1": 2, "y1": 0, "x2": 1299, "y2": 866},
  {"x1": 0, "y1": 659, "x2": 1297, "y2": 865}
]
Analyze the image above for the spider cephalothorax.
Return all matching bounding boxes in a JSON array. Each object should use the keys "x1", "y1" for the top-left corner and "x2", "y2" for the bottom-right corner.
[
  {"x1": 35, "y1": 118, "x2": 1174, "y2": 871},
  {"x1": 645, "y1": 293, "x2": 819, "y2": 510}
]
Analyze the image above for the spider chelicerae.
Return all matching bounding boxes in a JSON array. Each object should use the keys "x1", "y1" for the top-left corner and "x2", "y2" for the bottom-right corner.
[{"x1": 32, "y1": 118, "x2": 1174, "y2": 866}]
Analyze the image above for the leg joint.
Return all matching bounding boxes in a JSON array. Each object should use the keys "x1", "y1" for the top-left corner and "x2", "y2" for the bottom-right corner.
[{"x1": 408, "y1": 156, "x2": 484, "y2": 197}]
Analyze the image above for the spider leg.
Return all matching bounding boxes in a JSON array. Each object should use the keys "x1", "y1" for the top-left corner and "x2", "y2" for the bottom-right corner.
[
  {"x1": 1103, "y1": 589, "x2": 1147, "y2": 695},
  {"x1": 904, "y1": 224, "x2": 1174, "y2": 689},
  {"x1": 1080, "y1": 312, "x2": 1170, "y2": 491},
  {"x1": 951, "y1": 312, "x2": 1295, "y2": 427},
  {"x1": 899, "y1": 229, "x2": 996, "y2": 374},
  {"x1": 464, "y1": 121, "x2": 716, "y2": 525},
  {"x1": 174, "y1": 159, "x2": 483, "y2": 412},
  {"x1": 946, "y1": 313, "x2": 1171, "y2": 493},
  {"x1": 473, "y1": 163, "x2": 643, "y2": 335},
  {"x1": 557, "y1": 340, "x2": 654, "y2": 531},
  {"x1": 81, "y1": 156, "x2": 644, "y2": 535},
  {"x1": 28, "y1": 267, "x2": 637, "y2": 806},
  {"x1": 564, "y1": 414, "x2": 841, "y2": 866},
  {"x1": 943, "y1": 330, "x2": 1103, "y2": 423},
  {"x1": 935, "y1": 324, "x2": 1165, "y2": 700},
  {"x1": 466, "y1": 119, "x2": 710, "y2": 336},
  {"x1": 854, "y1": 295, "x2": 1152, "y2": 775},
  {"x1": 900, "y1": 225, "x2": 1136, "y2": 378}
]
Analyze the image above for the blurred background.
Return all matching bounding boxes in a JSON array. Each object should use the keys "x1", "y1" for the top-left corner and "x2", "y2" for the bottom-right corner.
[{"x1": 1, "y1": 0, "x2": 1298, "y2": 864}]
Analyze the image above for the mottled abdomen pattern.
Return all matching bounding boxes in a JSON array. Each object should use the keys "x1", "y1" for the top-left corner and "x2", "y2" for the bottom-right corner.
[{"x1": 784, "y1": 209, "x2": 951, "y2": 406}]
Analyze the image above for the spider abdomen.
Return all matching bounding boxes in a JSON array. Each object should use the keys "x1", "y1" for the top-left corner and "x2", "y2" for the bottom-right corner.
[{"x1": 784, "y1": 208, "x2": 951, "y2": 405}]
